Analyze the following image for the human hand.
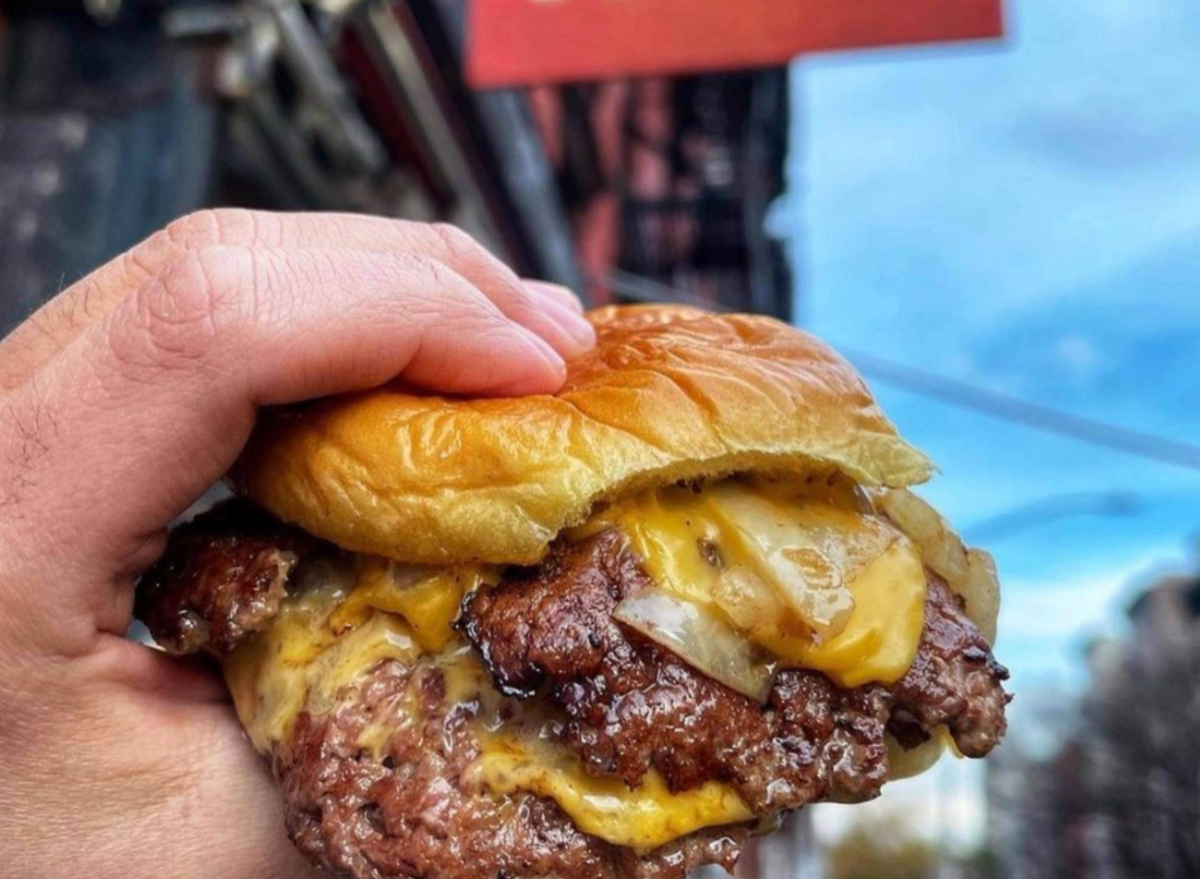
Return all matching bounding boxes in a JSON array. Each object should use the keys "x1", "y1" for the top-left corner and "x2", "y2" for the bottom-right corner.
[{"x1": 0, "y1": 210, "x2": 593, "y2": 878}]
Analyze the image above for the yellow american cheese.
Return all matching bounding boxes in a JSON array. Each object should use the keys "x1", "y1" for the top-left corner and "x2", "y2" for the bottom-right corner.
[
  {"x1": 225, "y1": 601, "x2": 421, "y2": 752},
  {"x1": 330, "y1": 563, "x2": 494, "y2": 652},
  {"x1": 470, "y1": 733, "x2": 752, "y2": 851},
  {"x1": 225, "y1": 563, "x2": 493, "y2": 752},
  {"x1": 225, "y1": 595, "x2": 754, "y2": 850},
  {"x1": 223, "y1": 474, "x2": 932, "y2": 852},
  {"x1": 605, "y1": 478, "x2": 927, "y2": 687}
]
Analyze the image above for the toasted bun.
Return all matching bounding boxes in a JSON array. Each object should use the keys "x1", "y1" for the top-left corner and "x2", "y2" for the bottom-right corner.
[{"x1": 230, "y1": 305, "x2": 934, "y2": 564}]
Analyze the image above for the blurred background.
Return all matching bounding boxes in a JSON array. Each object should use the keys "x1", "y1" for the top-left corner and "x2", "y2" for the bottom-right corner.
[{"x1": 2, "y1": 1, "x2": 1198, "y2": 876}]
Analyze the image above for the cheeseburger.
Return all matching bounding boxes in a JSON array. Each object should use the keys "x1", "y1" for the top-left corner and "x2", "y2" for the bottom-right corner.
[{"x1": 136, "y1": 305, "x2": 1010, "y2": 879}]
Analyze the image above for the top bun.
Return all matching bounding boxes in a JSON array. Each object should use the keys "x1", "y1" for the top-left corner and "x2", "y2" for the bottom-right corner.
[{"x1": 230, "y1": 305, "x2": 933, "y2": 564}]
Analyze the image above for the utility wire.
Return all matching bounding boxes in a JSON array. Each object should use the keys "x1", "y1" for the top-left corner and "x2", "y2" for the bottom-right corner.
[
  {"x1": 839, "y1": 346, "x2": 1200, "y2": 475},
  {"x1": 962, "y1": 491, "x2": 1142, "y2": 543},
  {"x1": 601, "y1": 271, "x2": 1200, "y2": 473}
]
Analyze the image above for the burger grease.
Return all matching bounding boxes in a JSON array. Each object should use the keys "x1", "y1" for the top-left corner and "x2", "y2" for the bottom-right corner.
[{"x1": 139, "y1": 305, "x2": 1009, "y2": 879}]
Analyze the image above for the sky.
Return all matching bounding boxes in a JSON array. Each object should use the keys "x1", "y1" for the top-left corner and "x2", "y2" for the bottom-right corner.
[{"x1": 774, "y1": 0, "x2": 1200, "y2": 851}]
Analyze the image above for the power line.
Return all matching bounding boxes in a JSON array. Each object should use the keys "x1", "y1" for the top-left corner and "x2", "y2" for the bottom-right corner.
[
  {"x1": 839, "y1": 346, "x2": 1200, "y2": 474},
  {"x1": 962, "y1": 491, "x2": 1142, "y2": 543},
  {"x1": 600, "y1": 271, "x2": 1200, "y2": 474}
]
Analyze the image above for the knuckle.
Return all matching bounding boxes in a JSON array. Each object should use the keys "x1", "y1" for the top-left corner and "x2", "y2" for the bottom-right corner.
[
  {"x1": 135, "y1": 209, "x2": 260, "y2": 276},
  {"x1": 110, "y1": 247, "x2": 251, "y2": 374},
  {"x1": 428, "y1": 223, "x2": 529, "y2": 308},
  {"x1": 414, "y1": 253, "x2": 463, "y2": 291},
  {"x1": 128, "y1": 227, "x2": 185, "y2": 279},
  {"x1": 430, "y1": 222, "x2": 483, "y2": 261},
  {"x1": 162, "y1": 209, "x2": 225, "y2": 249},
  {"x1": 392, "y1": 253, "x2": 481, "y2": 307},
  {"x1": 390, "y1": 251, "x2": 455, "y2": 289},
  {"x1": 162, "y1": 208, "x2": 264, "y2": 251},
  {"x1": 373, "y1": 253, "x2": 500, "y2": 327}
]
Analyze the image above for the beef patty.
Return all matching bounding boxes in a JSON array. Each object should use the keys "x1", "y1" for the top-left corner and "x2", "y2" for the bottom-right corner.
[
  {"x1": 460, "y1": 528, "x2": 1009, "y2": 815},
  {"x1": 137, "y1": 500, "x2": 1010, "y2": 879},
  {"x1": 280, "y1": 657, "x2": 748, "y2": 879},
  {"x1": 136, "y1": 500, "x2": 318, "y2": 656}
]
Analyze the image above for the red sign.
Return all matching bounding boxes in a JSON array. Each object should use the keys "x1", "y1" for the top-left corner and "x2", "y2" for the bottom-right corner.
[{"x1": 468, "y1": 0, "x2": 1003, "y2": 87}]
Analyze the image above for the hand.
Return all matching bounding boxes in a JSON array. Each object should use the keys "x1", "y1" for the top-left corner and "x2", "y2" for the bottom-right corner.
[{"x1": 0, "y1": 210, "x2": 594, "y2": 878}]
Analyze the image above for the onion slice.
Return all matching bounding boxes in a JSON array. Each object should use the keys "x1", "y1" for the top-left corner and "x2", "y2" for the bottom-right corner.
[
  {"x1": 614, "y1": 588, "x2": 775, "y2": 703},
  {"x1": 873, "y1": 488, "x2": 1001, "y2": 645},
  {"x1": 705, "y1": 485, "x2": 899, "y2": 641},
  {"x1": 886, "y1": 730, "x2": 947, "y2": 781}
]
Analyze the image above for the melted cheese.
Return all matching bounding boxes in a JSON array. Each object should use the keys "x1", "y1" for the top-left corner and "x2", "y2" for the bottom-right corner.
[
  {"x1": 226, "y1": 602, "x2": 421, "y2": 752},
  {"x1": 330, "y1": 562, "x2": 494, "y2": 652},
  {"x1": 228, "y1": 597, "x2": 753, "y2": 850},
  {"x1": 223, "y1": 473, "x2": 934, "y2": 853},
  {"x1": 225, "y1": 562, "x2": 492, "y2": 752},
  {"x1": 470, "y1": 733, "x2": 751, "y2": 851},
  {"x1": 605, "y1": 479, "x2": 927, "y2": 687},
  {"x1": 353, "y1": 644, "x2": 495, "y2": 758},
  {"x1": 765, "y1": 540, "x2": 926, "y2": 687}
]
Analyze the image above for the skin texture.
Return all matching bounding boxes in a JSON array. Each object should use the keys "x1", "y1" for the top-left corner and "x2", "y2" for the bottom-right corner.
[{"x1": 0, "y1": 209, "x2": 593, "y2": 879}]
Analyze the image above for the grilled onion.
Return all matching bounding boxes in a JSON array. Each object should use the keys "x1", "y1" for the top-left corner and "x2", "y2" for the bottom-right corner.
[
  {"x1": 886, "y1": 729, "x2": 948, "y2": 780},
  {"x1": 873, "y1": 488, "x2": 1000, "y2": 645},
  {"x1": 873, "y1": 489, "x2": 967, "y2": 586},
  {"x1": 964, "y1": 548, "x2": 1000, "y2": 645},
  {"x1": 709, "y1": 485, "x2": 897, "y2": 641},
  {"x1": 614, "y1": 587, "x2": 776, "y2": 702}
]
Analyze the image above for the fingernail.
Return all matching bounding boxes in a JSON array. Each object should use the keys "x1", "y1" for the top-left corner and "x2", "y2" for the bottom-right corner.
[
  {"x1": 522, "y1": 282, "x2": 594, "y2": 357},
  {"x1": 545, "y1": 301, "x2": 596, "y2": 357},
  {"x1": 514, "y1": 324, "x2": 568, "y2": 381},
  {"x1": 526, "y1": 280, "x2": 585, "y2": 314}
]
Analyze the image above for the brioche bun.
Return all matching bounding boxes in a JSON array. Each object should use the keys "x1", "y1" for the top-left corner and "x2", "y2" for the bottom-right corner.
[{"x1": 229, "y1": 305, "x2": 933, "y2": 564}]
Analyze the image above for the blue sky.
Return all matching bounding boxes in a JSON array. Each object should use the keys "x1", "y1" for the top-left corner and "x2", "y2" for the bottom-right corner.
[
  {"x1": 777, "y1": 0, "x2": 1200, "y2": 848},
  {"x1": 778, "y1": 0, "x2": 1200, "y2": 699}
]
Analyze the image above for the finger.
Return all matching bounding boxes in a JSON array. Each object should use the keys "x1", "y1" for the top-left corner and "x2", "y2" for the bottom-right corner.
[
  {"x1": 98, "y1": 637, "x2": 231, "y2": 704},
  {"x1": 524, "y1": 279, "x2": 586, "y2": 314},
  {"x1": 237, "y1": 212, "x2": 596, "y2": 356},
  {"x1": 0, "y1": 210, "x2": 594, "y2": 389},
  {"x1": 0, "y1": 244, "x2": 566, "y2": 656},
  {"x1": 524, "y1": 288, "x2": 593, "y2": 345}
]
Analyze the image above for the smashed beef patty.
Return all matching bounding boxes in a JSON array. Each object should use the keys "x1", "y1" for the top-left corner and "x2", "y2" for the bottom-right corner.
[
  {"x1": 460, "y1": 529, "x2": 1009, "y2": 815},
  {"x1": 136, "y1": 500, "x2": 318, "y2": 655},
  {"x1": 137, "y1": 499, "x2": 1010, "y2": 879},
  {"x1": 281, "y1": 657, "x2": 747, "y2": 879}
]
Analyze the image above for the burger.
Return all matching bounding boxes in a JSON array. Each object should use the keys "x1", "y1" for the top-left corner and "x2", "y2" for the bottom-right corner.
[{"x1": 136, "y1": 305, "x2": 1010, "y2": 879}]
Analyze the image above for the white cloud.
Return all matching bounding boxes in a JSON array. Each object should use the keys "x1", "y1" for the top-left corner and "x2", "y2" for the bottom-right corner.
[
  {"x1": 998, "y1": 547, "x2": 1181, "y2": 642},
  {"x1": 812, "y1": 759, "x2": 988, "y2": 853},
  {"x1": 793, "y1": 0, "x2": 1200, "y2": 360},
  {"x1": 1054, "y1": 333, "x2": 1100, "y2": 385},
  {"x1": 786, "y1": 5, "x2": 1200, "y2": 864}
]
